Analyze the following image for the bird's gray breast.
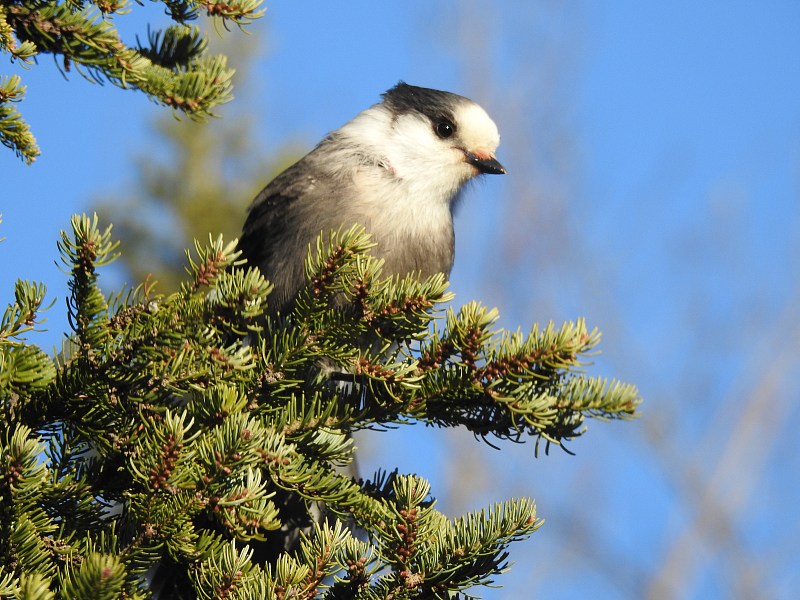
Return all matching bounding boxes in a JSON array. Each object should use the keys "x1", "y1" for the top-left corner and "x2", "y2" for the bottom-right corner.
[
  {"x1": 371, "y1": 224, "x2": 454, "y2": 281},
  {"x1": 344, "y1": 167, "x2": 456, "y2": 280}
]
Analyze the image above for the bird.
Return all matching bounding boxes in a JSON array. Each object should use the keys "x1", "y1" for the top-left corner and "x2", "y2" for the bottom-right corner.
[
  {"x1": 237, "y1": 83, "x2": 505, "y2": 563},
  {"x1": 238, "y1": 81, "x2": 505, "y2": 315}
]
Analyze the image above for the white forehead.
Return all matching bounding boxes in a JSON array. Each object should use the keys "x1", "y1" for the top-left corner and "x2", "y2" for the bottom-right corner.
[{"x1": 453, "y1": 101, "x2": 501, "y2": 150}]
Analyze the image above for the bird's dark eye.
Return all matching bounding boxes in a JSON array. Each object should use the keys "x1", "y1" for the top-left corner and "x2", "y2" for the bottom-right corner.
[{"x1": 434, "y1": 119, "x2": 455, "y2": 139}]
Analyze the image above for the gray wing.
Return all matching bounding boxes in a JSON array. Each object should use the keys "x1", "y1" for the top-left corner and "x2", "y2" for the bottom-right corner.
[{"x1": 239, "y1": 152, "x2": 343, "y2": 313}]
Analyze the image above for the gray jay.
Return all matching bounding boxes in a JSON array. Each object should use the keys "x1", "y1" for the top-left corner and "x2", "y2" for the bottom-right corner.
[
  {"x1": 239, "y1": 82, "x2": 505, "y2": 313},
  {"x1": 237, "y1": 83, "x2": 504, "y2": 563}
]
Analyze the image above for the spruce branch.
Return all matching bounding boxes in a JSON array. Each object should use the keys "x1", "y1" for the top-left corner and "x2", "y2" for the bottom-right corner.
[
  {"x1": 0, "y1": 0, "x2": 265, "y2": 163},
  {"x1": 0, "y1": 278, "x2": 56, "y2": 419},
  {"x1": 137, "y1": 25, "x2": 206, "y2": 69},
  {"x1": 57, "y1": 213, "x2": 119, "y2": 350},
  {"x1": 255, "y1": 227, "x2": 639, "y2": 452},
  {"x1": 0, "y1": 75, "x2": 39, "y2": 164},
  {"x1": 1, "y1": 279, "x2": 50, "y2": 342},
  {"x1": 190, "y1": 541, "x2": 270, "y2": 600},
  {"x1": 0, "y1": 215, "x2": 641, "y2": 597},
  {"x1": 60, "y1": 552, "x2": 127, "y2": 600}
]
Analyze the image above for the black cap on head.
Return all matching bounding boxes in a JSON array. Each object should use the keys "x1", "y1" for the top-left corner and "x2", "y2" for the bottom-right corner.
[{"x1": 381, "y1": 82, "x2": 470, "y2": 123}]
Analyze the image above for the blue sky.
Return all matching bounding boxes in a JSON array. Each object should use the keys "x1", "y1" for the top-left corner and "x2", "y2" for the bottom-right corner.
[{"x1": 2, "y1": 2, "x2": 800, "y2": 598}]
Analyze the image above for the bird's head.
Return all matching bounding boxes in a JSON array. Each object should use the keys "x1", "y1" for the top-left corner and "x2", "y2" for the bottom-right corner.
[{"x1": 337, "y1": 82, "x2": 505, "y2": 203}]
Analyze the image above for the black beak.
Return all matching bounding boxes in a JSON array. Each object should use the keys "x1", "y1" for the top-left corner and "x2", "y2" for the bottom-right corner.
[{"x1": 465, "y1": 151, "x2": 506, "y2": 175}]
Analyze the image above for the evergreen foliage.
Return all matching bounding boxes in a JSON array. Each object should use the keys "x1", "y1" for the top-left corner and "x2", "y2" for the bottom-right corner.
[
  {"x1": 0, "y1": 214, "x2": 641, "y2": 598},
  {"x1": 0, "y1": 0, "x2": 264, "y2": 164}
]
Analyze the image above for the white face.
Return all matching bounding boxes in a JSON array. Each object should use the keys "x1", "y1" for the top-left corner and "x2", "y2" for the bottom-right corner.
[
  {"x1": 381, "y1": 101, "x2": 501, "y2": 184},
  {"x1": 337, "y1": 97, "x2": 502, "y2": 205}
]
